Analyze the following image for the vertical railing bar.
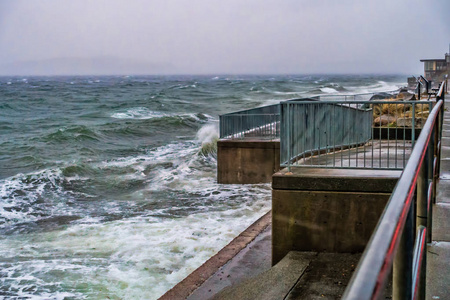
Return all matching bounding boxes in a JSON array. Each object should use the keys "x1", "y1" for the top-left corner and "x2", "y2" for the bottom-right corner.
[
  {"x1": 348, "y1": 104, "x2": 351, "y2": 167},
  {"x1": 356, "y1": 105, "x2": 359, "y2": 168},
  {"x1": 372, "y1": 103, "x2": 375, "y2": 169},
  {"x1": 411, "y1": 226, "x2": 427, "y2": 300},
  {"x1": 379, "y1": 104, "x2": 382, "y2": 169},
  {"x1": 286, "y1": 103, "x2": 291, "y2": 172},
  {"x1": 404, "y1": 103, "x2": 407, "y2": 168},
  {"x1": 333, "y1": 104, "x2": 336, "y2": 167},
  {"x1": 412, "y1": 104, "x2": 416, "y2": 148},
  {"x1": 395, "y1": 103, "x2": 398, "y2": 169},
  {"x1": 387, "y1": 103, "x2": 390, "y2": 168},
  {"x1": 393, "y1": 200, "x2": 414, "y2": 300},
  {"x1": 341, "y1": 104, "x2": 344, "y2": 167}
]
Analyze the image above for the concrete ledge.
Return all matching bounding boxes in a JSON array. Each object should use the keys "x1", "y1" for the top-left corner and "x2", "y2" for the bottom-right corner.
[
  {"x1": 159, "y1": 211, "x2": 272, "y2": 300},
  {"x1": 273, "y1": 167, "x2": 401, "y2": 193},
  {"x1": 217, "y1": 139, "x2": 280, "y2": 149}
]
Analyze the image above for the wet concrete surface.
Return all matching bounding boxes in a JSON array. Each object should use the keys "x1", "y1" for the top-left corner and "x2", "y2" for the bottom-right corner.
[{"x1": 187, "y1": 225, "x2": 272, "y2": 300}]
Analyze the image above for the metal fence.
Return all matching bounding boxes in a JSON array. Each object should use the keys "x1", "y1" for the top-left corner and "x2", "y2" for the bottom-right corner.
[
  {"x1": 219, "y1": 104, "x2": 280, "y2": 139},
  {"x1": 311, "y1": 89, "x2": 400, "y2": 102},
  {"x1": 342, "y1": 83, "x2": 446, "y2": 300},
  {"x1": 281, "y1": 100, "x2": 435, "y2": 170}
]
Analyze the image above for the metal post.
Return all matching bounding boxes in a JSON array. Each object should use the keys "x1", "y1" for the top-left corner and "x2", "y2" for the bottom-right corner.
[
  {"x1": 393, "y1": 201, "x2": 414, "y2": 300},
  {"x1": 286, "y1": 103, "x2": 291, "y2": 172},
  {"x1": 418, "y1": 83, "x2": 421, "y2": 100},
  {"x1": 416, "y1": 144, "x2": 429, "y2": 300},
  {"x1": 412, "y1": 104, "x2": 416, "y2": 148},
  {"x1": 417, "y1": 147, "x2": 429, "y2": 229}
]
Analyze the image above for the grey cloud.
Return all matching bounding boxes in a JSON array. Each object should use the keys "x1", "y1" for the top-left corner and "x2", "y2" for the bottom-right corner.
[{"x1": 0, "y1": 0, "x2": 448, "y2": 75}]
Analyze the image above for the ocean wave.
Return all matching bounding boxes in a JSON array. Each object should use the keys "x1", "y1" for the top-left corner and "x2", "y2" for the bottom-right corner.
[
  {"x1": 346, "y1": 80, "x2": 403, "y2": 94},
  {"x1": 111, "y1": 107, "x2": 165, "y2": 119},
  {"x1": 111, "y1": 107, "x2": 212, "y2": 124},
  {"x1": 42, "y1": 126, "x2": 100, "y2": 143},
  {"x1": 0, "y1": 169, "x2": 65, "y2": 227},
  {"x1": 320, "y1": 87, "x2": 338, "y2": 93}
]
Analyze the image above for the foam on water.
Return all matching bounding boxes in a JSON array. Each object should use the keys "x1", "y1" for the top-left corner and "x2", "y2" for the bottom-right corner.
[
  {"x1": 320, "y1": 87, "x2": 338, "y2": 93},
  {"x1": 0, "y1": 195, "x2": 270, "y2": 299},
  {"x1": 0, "y1": 169, "x2": 66, "y2": 226},
  {"x1": 111, "y1": 107, "x2": 166, "y2": 119}
]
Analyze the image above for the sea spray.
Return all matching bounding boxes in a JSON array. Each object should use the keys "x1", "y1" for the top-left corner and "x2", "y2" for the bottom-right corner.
[{"x1": 196, "y1": 123, "x2": 219, "y2": 158}]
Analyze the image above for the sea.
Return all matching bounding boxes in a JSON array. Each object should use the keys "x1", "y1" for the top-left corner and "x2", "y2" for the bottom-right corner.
[{"x1": 0, "y1": 74, "x2": 406, "y2": 299}]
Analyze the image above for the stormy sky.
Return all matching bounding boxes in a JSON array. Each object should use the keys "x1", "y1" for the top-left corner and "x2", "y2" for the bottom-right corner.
[{"x1": 0, "y1": 0, "x2": 449, "y2": 75}]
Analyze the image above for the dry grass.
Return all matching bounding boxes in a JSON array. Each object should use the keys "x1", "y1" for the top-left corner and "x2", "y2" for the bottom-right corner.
[{"x1": 371, "y1": 101, "x2": 431, "y2": 127}]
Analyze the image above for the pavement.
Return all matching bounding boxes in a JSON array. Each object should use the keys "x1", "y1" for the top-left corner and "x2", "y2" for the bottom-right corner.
[{"x1": 426, "y1": 100, "x2": 450, "y2": 300}]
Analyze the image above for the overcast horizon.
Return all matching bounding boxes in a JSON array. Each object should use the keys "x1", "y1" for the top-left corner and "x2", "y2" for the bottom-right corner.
[{"x1": 0, "y1": 0, "x2": 449, "y2": 76}]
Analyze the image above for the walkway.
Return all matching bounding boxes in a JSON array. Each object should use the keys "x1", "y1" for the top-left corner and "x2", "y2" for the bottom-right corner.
[{"x1": 427, "y1": 100, "x2": 450, "y2": 299}]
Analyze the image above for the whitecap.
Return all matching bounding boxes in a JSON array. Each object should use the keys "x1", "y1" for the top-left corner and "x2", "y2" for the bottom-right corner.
[
  {"x1": 111, "y1": 107, "x2": 164, "y2": 119},
  {"x1": 321, "y1": 87, "x2": 338, "y2": 93}
]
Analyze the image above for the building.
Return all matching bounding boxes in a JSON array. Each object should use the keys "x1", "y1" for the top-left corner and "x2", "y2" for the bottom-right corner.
[{"x1": 420, "y1": 51, "x2": 450, "y2": 84}]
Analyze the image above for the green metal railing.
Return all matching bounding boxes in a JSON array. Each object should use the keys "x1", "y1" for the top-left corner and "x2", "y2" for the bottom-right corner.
[
  {"x1": 312, "y1": 89, "x2": 400, "y2": 102},
  {"x1": 281, "y1": 100, "x2": 434, "y2": 170},
  {"x1": 219, "y1": 104, "x2": 280, "y2": 140}
]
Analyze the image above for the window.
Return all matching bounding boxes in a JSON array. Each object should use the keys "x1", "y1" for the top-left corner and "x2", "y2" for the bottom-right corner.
[{"x1": 425, "y1": 61, "x2": 436, "y2": 71}]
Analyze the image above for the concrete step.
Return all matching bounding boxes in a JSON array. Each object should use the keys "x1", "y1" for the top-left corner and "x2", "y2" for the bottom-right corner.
[
  {"x1": 211, "y1": 251, "x2": 362, "y2": 300},
  {"x1": 211, "y1": 251, "x2": 315, "y2": 300}
]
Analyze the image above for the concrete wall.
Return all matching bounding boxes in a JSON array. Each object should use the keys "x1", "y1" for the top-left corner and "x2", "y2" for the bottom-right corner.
[
  {"x1": 217, "y1": 140, "x2": 280, "y2": 184},
  {"x1": 272, "y1": 167, "x2": 401, "y2": 265}
]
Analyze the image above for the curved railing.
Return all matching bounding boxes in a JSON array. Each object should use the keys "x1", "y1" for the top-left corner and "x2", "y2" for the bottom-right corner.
[
  {"x1": 219, "y1": 104, "x2": 280, "y2": 139},
  {"x1": 342, "y1": 81, "x2": 445, "y2": 299}
]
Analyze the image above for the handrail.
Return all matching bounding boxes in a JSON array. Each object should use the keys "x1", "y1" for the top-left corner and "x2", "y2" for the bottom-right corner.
[
  {"x1": 342, "y1": 98, "x2": 444, "y2": 299},
  {"x1": 437, "y1": 80, "x2": 446, "y2": 100}
]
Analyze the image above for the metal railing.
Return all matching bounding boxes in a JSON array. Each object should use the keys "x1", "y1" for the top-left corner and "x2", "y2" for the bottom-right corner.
[
  {"x1": 342, "y1": 83, "x2": 445, "y2": 299},
  {"x1": 218, "y1": 89, "x2": 405, "y2": 141},
  {"x1": 281, "y1": 100, "x2": 435, "y2": 170},
  {"x1": 312, "y1": 89, "x2": 400, "y2": 102},
  {"x1": 219, "y1": 104, "x2": 280, "y2": 140}
]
